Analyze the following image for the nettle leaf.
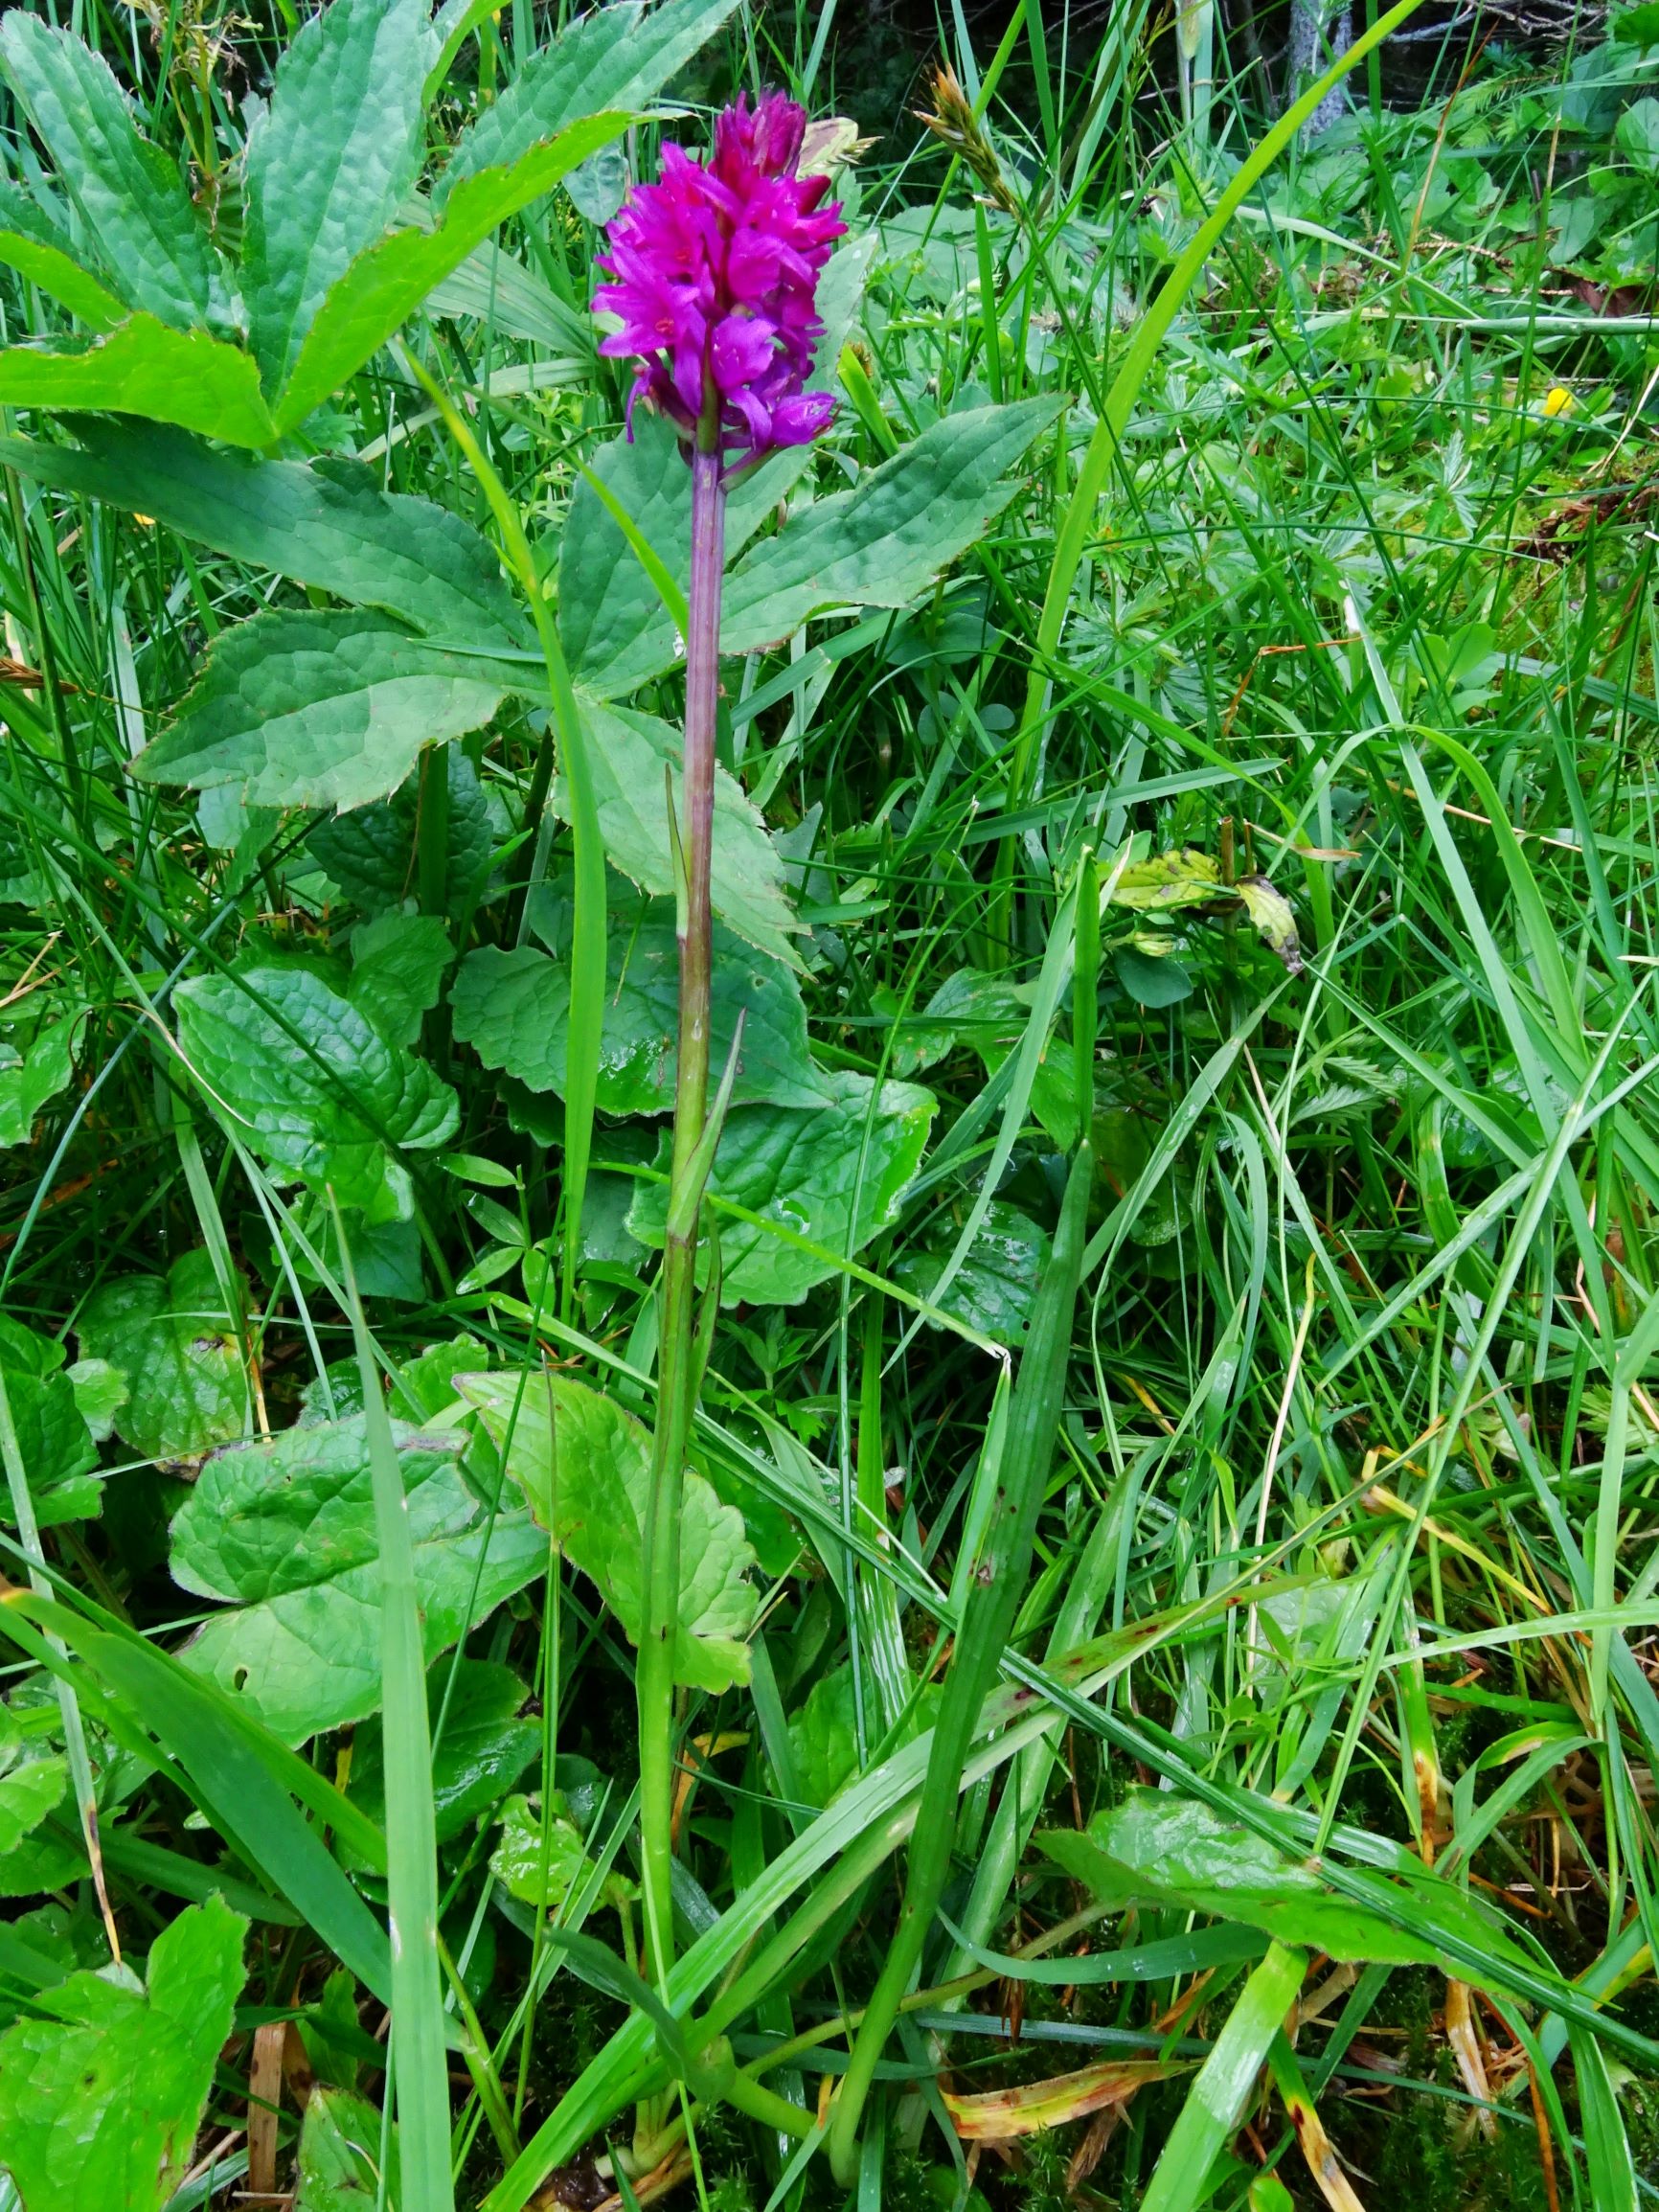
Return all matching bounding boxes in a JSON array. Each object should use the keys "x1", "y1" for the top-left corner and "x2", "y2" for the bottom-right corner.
[
  {"x1": 0, "y1": 15, "x2": 216, "y2": 331},
  {"x1": 76, "y1": 1248, "x2": 249, "y2": 1464},
  {"x1": 561, "y1": 696, "x2": 800, "y2": 965},
  {"x1": 173, "y1": 965, "x2": 459, "y2": 1222},
  {"x1": 348, "y1": 1659, "x2": 539, "y2": 1843},
  {"x1": 440, "y1": 0, "x2": 741, "y2": 194},
  {"x1": 244, "y1": 0, "x2": 435, "y2": 396},
  {"x1": 0, "y1": 421, "x2": 528, "y2": 641},
  {"x1": 309, "y1": 746, "x2": 506, "y2": 915},
  {"x1": 1038, "y1": 1791, "x2": 1523, "y2": 1973},
  {"x1": 568, "y1": 399, "x2": 1060, "y2": 696},
  {"x1": 0, "y1": 178, "x2": 125, "y2": 330},
  {"x1": 893, "y1": 1200, "x2": 1054, "y2": 1346},
  {"x1": 273, "y1": 112, "x2": 631, "y2": 436},
  {"x1": 627, "y1": 1071, "x2": 938, "y2": 1307},
  {"x1": 347, "y1": 910, "x2": 454, "y2": 1050},
  {"x1": 0, "y1": 1897, "x2": 246, "y2": 2212},
  {"x1": 170, "y1": 1416, "x2": 547, "y2": 1743},
  {"x1": 132, "y1": 610, "x2": 509, "y2": 812},
  {"x1": 450, "y1": 879, "x2": 829, "y2": 1114},
  {"x1": 489, "y1": 1794, "x2": 637, "y2": 1912},
  {"x1": 0, "y1": 317, "x2": 276, "y2": 447},
  {"x1": 459, "y1": 1371, "x2": 759, "y2": 1693}
]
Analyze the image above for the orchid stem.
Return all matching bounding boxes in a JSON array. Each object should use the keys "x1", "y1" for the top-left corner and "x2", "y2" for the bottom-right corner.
[{"x1": 638, "y1": 430, "x2": 726, "y2": 1990}]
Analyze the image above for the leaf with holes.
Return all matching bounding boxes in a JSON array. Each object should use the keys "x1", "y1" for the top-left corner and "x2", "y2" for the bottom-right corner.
[{"x1": 170, "y1": 1417, "x2": 547, "y2": 1744}]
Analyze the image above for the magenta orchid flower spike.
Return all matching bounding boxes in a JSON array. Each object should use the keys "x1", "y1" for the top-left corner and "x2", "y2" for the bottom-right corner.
[
  {"x1": 594, "y1": 90, "x2": 846, "y2": 468},
  {"x1": 597, "y1": 95, "x2": 846, "y2": 1996}
]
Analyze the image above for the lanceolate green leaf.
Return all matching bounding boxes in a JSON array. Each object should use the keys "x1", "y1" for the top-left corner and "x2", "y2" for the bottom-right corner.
[
  {"x1": 0, "y1": 318, "x2": 276, "y2": 447},
  {"x1": 173, "y1": 966, "x2": 459, "y2": 1220},
  {"x1": 0, "y1": 15, "x2": 215, "y2": 331},
  {"x1": 0, "y1": 181, "x2": 125, "y2": 331},
  {"x1": 273, "y1": 113, "x2": 632, "y2": 436},
  {"x1": 170, "y1": 1416, "x2": 547, "y2": 1742},
  {"x1": 244, "y1": 0, "x2": 435, "y2": 396},
  {"x1": 459, "y1": 1371, "x2": 759, "y2": 1692},
  {"x1": 438, "y1": 0, "x2": 742, "y2": 195},
  {"x1": 569, "y1": 399, "x2": 1061, "y2": 696},
  {"x1": 132, "y1": 610, "x2": 509, "y2": 811},
  {"x1": 450, "y1": 887, "x2": 829, "y2": 1114},
  {"x1": 0, "y1": 421, "x2": 528, "y2": 641},
  {"x1": 0, "y1": 1898, "x2": 246, "y2": 2212},
  {"x1": 627, "y1": 1072, "x2": 938, "y2": 1306}
]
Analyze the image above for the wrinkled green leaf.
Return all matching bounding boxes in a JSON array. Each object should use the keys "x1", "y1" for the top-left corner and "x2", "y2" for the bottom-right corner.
[
  {"x1": 0, "y1": 16, "x2": 215, "y2": 331},
  {"x1": 627, "y1": 1072, "x2": 938, "y2": 1306},
  {"x1": 294, "y1": 2085, "x2": 397, "y2": 2210},
  {"x1": 174, "y1": 965, "x2": 458, "y2": 1222},
  {"x1": 0, "y1": 317, "x2": 276, "y2": 446},
  {"x1": 893, "y1": 1201, "x2": 1053, "y2": 1345},
  {"x1": 0, "y1": 420, "x2": 528, "y2": 641},
  {"x1": 489, "y1": 1793, "x2": 637, "y2": 1912},
  {"x1": 350, "y1": 1659, "x2": 539, "y2": 1843},
  {"x1": 1040, "y1": 1790, "x2": 1486, "y2": 1970},
  {"x1": 245, "y1": 0, "x2": 434, "y2": 396},
  {"x1": 0, "y1": 1010, "x2": 80, "y2": 1148},
  {"x1": 0, "y1": 1897, "x2": 246, "y2": 2212},
  {"x1": 76, "y1": 1248, "x2": 249, "y2": 1464},
  {"x1": 459, "y1": 1371, "x2": 759, "y2": 1693},
  {"x1": 133, "y1": 610, "x2": 508, "y2": 812},
  {"x1": 348, "y1": 911, "x2": 454, "y2": 1050},
  {"x1": 65, "y1": 1357, "x2": 125, "y2": 1445},
  {"x1": 562, "y1": 696, "x2": 800, "y2": 965},
  {"x1": 451, "y1": 881, "x2": 827, "y2": 1114},
  {"x1": 309, "y1": 745, "x2": 505, "y2": 915},
  {"x1": 787, "y1": 1665, "x2": 859, "y2": 1810},
  {"x1": 0, "y1": 1754, "x2": 65, "y2": 1854},
  {"x1": 0, "y1": 1364, "x2": 98, "y2": 1527},
  {"x1": 170, "y1": 1416, "x2": 547, "y2": 1743}
]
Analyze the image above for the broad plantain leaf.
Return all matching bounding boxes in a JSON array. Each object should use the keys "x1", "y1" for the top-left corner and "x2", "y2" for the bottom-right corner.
[
  {"x1": 173, "y1": 965, "x2": 458, "y2": 1222},
  {"x1": 627, "y1": 1071, "x2": 938, "y2": 1306},
  {"x1": 76, "y1": 1247, "x2": 249, "y2": 1464},
  {"x1": 170, "y1": 1417, "x2": 547, "y2": 1743},
  {"x1": 133, "y1": 610, "x2": 509, "y2": 812},
  {"x1": 459, "y1": 1371, "x2": 759, "y2": 1693},
  {"x1": 439, "y1": 0, "x2": 741, "y2": 195},
  {"x1": 274, "y1": 113, "x2": 631, "y2": 436},
  {"x1": 0, "y1": 16, "x2": 216, "y2": 331},
  {"x1": 567, "y1": 399, "x2": 1060, "y2": 696},
  {"x1": 450, "y1": 879, "x2": 829, "y2": 1114},
  {"x1": 244, "y1": 0, "x2": 435, "y2": 396},
  {"x1": 0, "y1": 420, "x2": 527, "y2": 642},
  {"x1": 0, "y1": 1897, "x2": 246, "y2": 2212},
  {"x1": 562, "y1": 696, "x2": 800, "y2": 965},
  {"x1": 0, "y1": 317, "x2": 276, "y2": 447}
]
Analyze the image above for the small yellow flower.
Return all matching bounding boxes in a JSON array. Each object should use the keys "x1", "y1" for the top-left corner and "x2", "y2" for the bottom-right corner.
[{"x1": 1542, "y1": 385, "x2": 1575, "y2": 419}]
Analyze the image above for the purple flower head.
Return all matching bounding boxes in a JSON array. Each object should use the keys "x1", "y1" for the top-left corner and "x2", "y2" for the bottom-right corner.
[{"x1": 593, "y1": 91, "x2": 846, "y2": 470}]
